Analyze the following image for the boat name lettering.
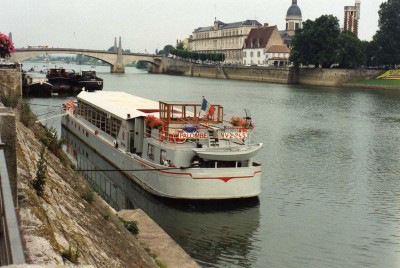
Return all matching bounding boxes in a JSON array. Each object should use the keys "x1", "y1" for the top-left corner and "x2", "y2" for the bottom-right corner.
[
  {"x1": 177, "y1": 131, "x2": 208, "y2": 140},
  {"x1": 218, "y1": 132, "x2": 248, "y2": 140}
]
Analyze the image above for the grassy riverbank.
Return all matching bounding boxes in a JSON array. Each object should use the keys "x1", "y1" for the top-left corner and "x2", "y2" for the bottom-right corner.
[{"x1": 343, "y1": 78, "x2": 400, "y2": 90}]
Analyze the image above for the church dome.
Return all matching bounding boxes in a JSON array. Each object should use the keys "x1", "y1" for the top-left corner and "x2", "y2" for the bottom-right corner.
[{"x1": 286, "y1": 0, "x2": 302, "y2": 17}]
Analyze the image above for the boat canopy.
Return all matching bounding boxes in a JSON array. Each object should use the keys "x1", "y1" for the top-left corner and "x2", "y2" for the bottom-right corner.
[
  {"x1": 159, "y1": 101, "x2": 223, "y2": 126},
  {"x1": 77, "y1": 91, "x2": 160, "y2": 120}
]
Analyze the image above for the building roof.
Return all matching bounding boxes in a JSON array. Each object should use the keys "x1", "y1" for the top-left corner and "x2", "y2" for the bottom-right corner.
[
  {"x1": 286, "y1": 0, "x2": 302, "y2": 17},
  {"x1": 77, "y1": 91, "x2": 160, "y2": 120},
  {"x1": 267, "y1": 45, "x2": 291, "y2": 53},
  {"x1": 243, "y1": 26, "x2": 277, "y2": 49},
  {"x1": 194, "y1": 20, "x2": 261, "y2": 33}
]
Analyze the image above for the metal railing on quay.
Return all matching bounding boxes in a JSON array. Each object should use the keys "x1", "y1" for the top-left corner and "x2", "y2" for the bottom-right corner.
[{"x1": 0, "y1": 137, "x2": 25, "y2": 265}]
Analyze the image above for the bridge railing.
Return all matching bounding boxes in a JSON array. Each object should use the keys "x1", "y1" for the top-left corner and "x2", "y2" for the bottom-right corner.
[{"x1": 0, "y1": 135, "x2": 25, "y2": 265}]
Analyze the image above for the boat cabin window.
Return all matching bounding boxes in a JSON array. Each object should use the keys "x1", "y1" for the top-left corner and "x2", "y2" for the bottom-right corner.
[
  {"x1": 160, "y1": 150, "x2": 167, "y2": 165},
  {"x1": 147, "y1": 144, "x2": 154, "y2": 161},
  {"x1": 77, "y1": 101, "x2": 121, "y2": 139}
]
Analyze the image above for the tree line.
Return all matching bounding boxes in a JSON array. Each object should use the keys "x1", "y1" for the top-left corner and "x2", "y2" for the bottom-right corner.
[
  {"x1": 157, "y1": 42, "x2": 225, "y2": 63},
  {"x1": 290, "y1": 0, "x2": 399, "y2": 68}
]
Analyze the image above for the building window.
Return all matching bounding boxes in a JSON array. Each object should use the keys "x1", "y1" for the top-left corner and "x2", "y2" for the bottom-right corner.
[
  {"x1": 257, "y1": 51, "x2": 260, "y2": 57},
  {"x1": 250, "y1": 52, "x2": 253, "y2": 57},
  {"x1": 243, "y1": 51, "x2": 246, "y2": 57}
]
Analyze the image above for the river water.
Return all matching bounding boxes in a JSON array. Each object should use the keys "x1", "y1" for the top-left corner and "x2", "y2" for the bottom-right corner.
[{"x1": 25, "y1": 63, "x2": 400, "y2": 268}]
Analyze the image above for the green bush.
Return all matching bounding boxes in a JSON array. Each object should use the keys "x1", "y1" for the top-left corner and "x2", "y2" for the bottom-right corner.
[
  {"x1": 61, "y1": 245, "x2": 80, "y2": 264},
  {"x1": 39, "y1": 126, "x2": 65, "y2": 157},
  {"x1": 155, "y1": 259, "x2": 168, "y2": 268},
  {"x1": 81, "y1": 185, "x2": 94, "y2": 203},
  {"x1": 119, "y1": 217, "x2": 139, "y2": 235},
  {"x1": 33, "y1": 146, "x2": 47, "y2": 196},
  {"x1": 0, "y1": 90, "x2": 19, "y2": 108},
  {"x1": 19, "y1": 100, "x2": 36, "y2": 127}
]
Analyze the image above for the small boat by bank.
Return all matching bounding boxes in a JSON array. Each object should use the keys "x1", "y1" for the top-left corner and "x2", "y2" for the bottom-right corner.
[
  {"x1": 23, "y1": 71, "x2": 53, "y2": 97},
  {"x1": 72, "y1": 70, "x2": 103, "y2": 92},
  {"x1": 46, "y1": 68, "x2": 76, "y2": 94},
  {"x1": 46, "y1": 68, "x2": 103, "y2": 95},
  {"x1": 61, "y1": 91, "x2": 263, "y2": 199}
]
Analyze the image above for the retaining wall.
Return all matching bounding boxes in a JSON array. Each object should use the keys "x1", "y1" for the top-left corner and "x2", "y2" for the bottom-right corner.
[
  {"x1": 296, "y1": 68, "x2": 382, "y2": 87},
  {"x1": 0, "y1": 67, "x2": 22, "y2": 96},
  {"x1": 154, "y1": 58, "x2": 384, "y2": 87},
  {"x1": 156, "y1": 58, "x2": 291, "y2": 84}
]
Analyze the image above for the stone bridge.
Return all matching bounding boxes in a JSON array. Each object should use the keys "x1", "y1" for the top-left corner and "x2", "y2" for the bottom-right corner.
[{"x1": 11, "y1": 46, "x2": 162, "y2": 73}]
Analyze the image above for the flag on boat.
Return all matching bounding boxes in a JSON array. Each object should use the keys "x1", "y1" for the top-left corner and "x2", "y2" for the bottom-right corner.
[{"x1": 201, "y1": 97, "x2": 216, "y2": 117}]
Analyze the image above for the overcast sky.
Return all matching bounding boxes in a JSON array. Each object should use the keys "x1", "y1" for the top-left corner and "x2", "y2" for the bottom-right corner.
[{"x1": 1, "y1": 0, "x2": 385, "y2": 53}]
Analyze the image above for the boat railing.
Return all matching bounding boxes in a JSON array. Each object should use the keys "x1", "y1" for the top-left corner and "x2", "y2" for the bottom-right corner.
[{"x1": 148, "y1": 122, "x2": 252, "y2": 145}]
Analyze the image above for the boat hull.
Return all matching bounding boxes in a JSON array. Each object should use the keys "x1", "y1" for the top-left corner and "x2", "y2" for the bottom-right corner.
[{"x1": 62, "y1": 114, "x2": 262, "y2": 200}]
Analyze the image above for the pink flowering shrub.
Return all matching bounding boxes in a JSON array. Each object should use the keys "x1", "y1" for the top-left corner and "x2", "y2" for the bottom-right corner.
[
  {"x1": 230, "y1": 116, "x2": 244, "y2": 126},
  {"x1": 0, "y1": 33, "x2": 15, "y2": 58},
  {"x1": 145, "y1": 115, "x2": 163, "y2": 129},
  {"x1": 230, "y1": 116, "x2": 254, "y2": 129}
]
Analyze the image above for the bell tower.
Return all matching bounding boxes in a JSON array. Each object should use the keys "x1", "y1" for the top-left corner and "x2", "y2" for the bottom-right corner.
[{"x1": 285, "y1": 0, "x2": 302, "y2": 36}]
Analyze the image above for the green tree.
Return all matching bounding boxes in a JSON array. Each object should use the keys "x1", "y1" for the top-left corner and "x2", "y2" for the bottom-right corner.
[
  {"x1": 39, "y1": 126, "x2": 65, "y2": 157},
  {"x1": 290, "y1": 15, "x2": 341, "y2": 68},
  {"x1": 160, "y1": 45, "x2": 175, "y2": 55},
  {"x1": 176, "y1": 41, "x2": 185, "y2": 50},
  {"x1": 33, "y1": 146, "x2": 47, "y2": 197},
  {"x1": 373, "y1": 0, "x2": 400, "y2": 66},
  {"x1": 363, "y1": 40, "x2": 379, "y2": 67},
  {"x1": 336, "y1": 31, "x2": 364, "y2": 68}
]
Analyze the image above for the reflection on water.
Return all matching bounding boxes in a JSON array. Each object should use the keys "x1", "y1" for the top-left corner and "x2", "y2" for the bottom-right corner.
[{"x1": 62, "y1": 126, "x2": 261, "y2": 268}]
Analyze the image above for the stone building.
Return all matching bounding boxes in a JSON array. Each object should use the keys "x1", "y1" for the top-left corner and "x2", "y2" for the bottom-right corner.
[
  {"x1": 243, "y1": 25, "x2": 290, "y2": 66},
  {"x1": 344, "y1": 0, "x2": 361, "y2": 36},
  {"x1": 189, "y1": 19, "x2": 262, "y2": 64}
]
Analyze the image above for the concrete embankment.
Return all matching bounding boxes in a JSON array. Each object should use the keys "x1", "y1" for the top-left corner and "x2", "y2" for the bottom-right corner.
[
  {"x1": 118, "y1": 209, "x2": 201, "y2": 268},
  {"x1": 296, "y1": 68, "x2": 383, "y2": 87},
  {"x1": 0, "y1": 66, "x2": 23, "y2": 96},
  {"x1": 153, "y1": 58, "x2": 387, "y2": 88},
  {"x1": 154, "y1": 57, "x2": 291, "y2": 84},
  {"x1": 14, "y1": 111, "x2": 157, "y2": 267}
]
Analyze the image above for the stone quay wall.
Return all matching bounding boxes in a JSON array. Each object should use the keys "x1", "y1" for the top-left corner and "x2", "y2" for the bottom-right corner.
[
  {"x1": 153, "y1": 58, "x2": 384, "y2": 87},
  {"x1": 155, "y1": 58, "x2": 292, "y2": 84},
  {"x1": 0, "y1": 67, "x2": 23, "y2": 96},
  {"x1": 296, "y1": 68, "x2": 382, "y2": 87}
]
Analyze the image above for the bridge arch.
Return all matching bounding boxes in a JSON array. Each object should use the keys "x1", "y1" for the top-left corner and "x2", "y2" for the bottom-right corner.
[{"x1": 12, "y1": 48, "x2": 162, "y2": 73}]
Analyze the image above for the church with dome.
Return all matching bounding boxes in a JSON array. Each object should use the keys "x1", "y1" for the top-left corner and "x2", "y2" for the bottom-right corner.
[
  {"x1": 286, "y1": 0, "x2": 303, "y2": 36},
  {"x1": 280, "y1": 0, "x2": 303, "y2": 47}
]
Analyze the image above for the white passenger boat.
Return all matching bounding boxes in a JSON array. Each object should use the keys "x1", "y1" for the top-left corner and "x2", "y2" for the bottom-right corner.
[{"x1": 61, "y1": 91, "x2": 263, "y2": 199}]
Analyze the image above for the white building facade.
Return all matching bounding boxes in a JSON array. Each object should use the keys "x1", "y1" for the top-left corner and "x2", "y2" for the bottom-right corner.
[
  {"x1": 243, "y1": 26, "x2": 290, "y2": 66},
  {"x1": 189, "y1": 19, "x2": 262, "y2": 64}
]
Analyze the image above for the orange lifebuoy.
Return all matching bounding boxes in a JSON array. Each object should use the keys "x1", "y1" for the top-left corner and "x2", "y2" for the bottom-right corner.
[{"x1": 173, "y1": 131, "x2": 186, "y2": 144}]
